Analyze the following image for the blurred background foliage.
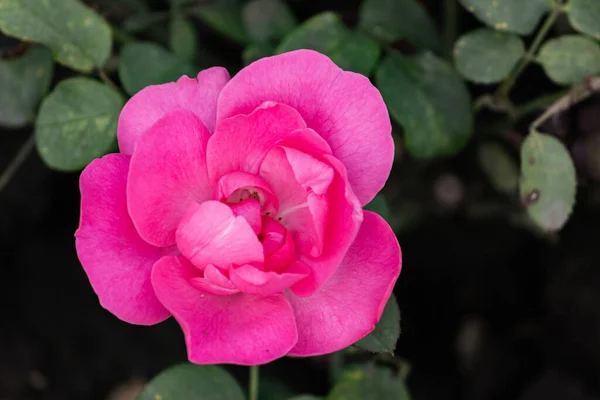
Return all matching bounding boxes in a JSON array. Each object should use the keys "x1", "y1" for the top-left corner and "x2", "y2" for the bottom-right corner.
[{"x1": 2, "y1": 0, "x2": 600, "y2": 399}]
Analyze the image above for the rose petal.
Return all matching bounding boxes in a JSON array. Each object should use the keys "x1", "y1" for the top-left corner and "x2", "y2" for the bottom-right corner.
[
  {"x1": 287, "y1": 211, "x2": 401, "y2": 356},
  {"x1": 127, "y1": 109, "x2": 213, "y2": 247},
  {"x1": 291, "y1": 155, "x2": 363, "y2": 296},
  {"x1": 261, "y1": 217, "x2": 295, "y2": 272},
  {"x1": 75, "y1": 154, "x2": 170, "y2": 325},
  {"x1": 206, "y1": 102, "x2": 307, "y2": 184},
  {"x1": 259, "y1": 147, "x2": 332, "y2": 257},
  {"x1": 217, "y1": 49, "x2": 393, "y2": 205},
  {"x1": 176, "y1": 200, "x2": 264, "y2": 269},
  {"x1": 190, "y1": 264, "x2": 240, "y2": 296},
  {"x1": 118, "y1": 68, "x2": 230, "y2": 155},
  {"x1": 151, "y1": 256, "x2": 298, "y2": 365},
  {"x1": 216, "y1": 171, "x2": 278, "y2": 214},
  {"x1": 229, "y1": 199, "x2": 262, "y2": 234},
  {"x1": 230, "y1": 262, "x2": 309, "y2": 296}
]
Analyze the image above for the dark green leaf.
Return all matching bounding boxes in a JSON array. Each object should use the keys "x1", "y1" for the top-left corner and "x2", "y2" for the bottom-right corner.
[
  {"x1": 359, "y1": 0, "x2": 440, "y2": 52},
  {"x1": 537, "y1": 35, "x2": 600, "y2": 85},
  {"x1": 243, "y1": 42, "x2": 275, "y2": 65},
  {"x1": 169, "y1": 15, "x2": 197, "y2": 62},
  {"x1": 364, "y1": 194, "x2": 390, "y2": 221},
  {"x1": 192, "y1": 0, "x2": 248, "y2": 44},
  {"x1": 454, "y1": 28, "x2": 525, "y2": 84},
  {"x1": 93, "y1": 0, "x2": 149, "y2": 19},
  {"x1": 328, "y1": 366, "x2": 411, "y2": 400},
  {"x1": 354, "y1": 294, "x2": 400, "y2": 354},
  {"x1": 243, "y1": 0, "x2": 297, "y2": 43},
  {"x1": 329, "y1": 31, "x2": 380, "y2": 77},
  {"x1": 123, "y1": 11, "x2": 169, "y2": 33},
  {"x1": 35, "y1": 77, "x2": 124, "y2": 172},
  {"x1": 259, "y1": 378, "x2": 296, "y2": 400},
  {"x1": 277, "y1": 12, "x2": 380, "y2": 76},
  {"x1": 567, "y1": 0, "x2": 600, "y2": 40},
  {"x1": 138, "y1": 363, "x2": 245, "y2": 400},
  {"x1": 520, "y1": 130, "x2": 576, "y2": 231},
  {"x1": 0, "y1": 0, "x2": 112, "y2": 72},
  {"x1": 0, "y1": 45, "x2": 53, "y2": 127},
  {"x1": 376, "y1": 52, "x2": 473, "y2": 159},
  {"x1": 460, "y1": 0, "x2": 550, "y2": 35},
  {"x1": 277, "y1": 12, "x2": 345, "y2": 56},
  {"x1": 478, "y1": 142, "x2": 519, "y2": 195},
  {"x1": 119, "y1": 41, "x2": 197, "y2": 95}
]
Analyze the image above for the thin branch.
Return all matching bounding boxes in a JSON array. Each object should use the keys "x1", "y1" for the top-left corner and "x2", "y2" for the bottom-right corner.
[
  {"x1": 496, "y1": 0, "x2": 564, "y2": 98},
  {"x1": 530, "y1": 76, "x2": 600, "y2": 131},
  {"x1": 0, "y1": 135, "x2": 35, "y2": 194}
]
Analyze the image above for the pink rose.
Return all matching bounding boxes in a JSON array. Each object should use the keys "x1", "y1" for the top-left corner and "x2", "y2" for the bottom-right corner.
[{"x1": 75, "y1": 50, "x2": 401, "y2": 365}]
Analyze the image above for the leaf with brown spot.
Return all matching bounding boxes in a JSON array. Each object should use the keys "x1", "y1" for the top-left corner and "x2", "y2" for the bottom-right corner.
[{"x1": 519, "y1": 130, "x2": 576, "y2": 232}]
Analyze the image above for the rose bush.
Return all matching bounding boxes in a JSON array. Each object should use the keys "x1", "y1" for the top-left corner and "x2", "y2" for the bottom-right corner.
[{"x1": 75, "y1": 49, "x2": 401, "y2": 365}]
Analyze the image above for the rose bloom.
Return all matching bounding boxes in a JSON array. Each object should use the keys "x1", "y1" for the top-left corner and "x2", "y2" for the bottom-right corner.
[{"x1": 75, "y1": 50, "x2": 401, "y2": 365}]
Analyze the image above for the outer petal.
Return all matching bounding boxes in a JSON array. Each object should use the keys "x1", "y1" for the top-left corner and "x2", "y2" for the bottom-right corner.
[
  {"x1": 216, "y1": 49, "x2": 393, "y2": 205},
  {"x1": 287, "y1": 211, "x2": 401, "y2": 356},
  {"x1": 75, "y1": 154, "x2": 169, "y2": 325},
  {"x1": 206, "y1": 102, "x2": 307, "y2": 183},
  {"x1": 151, "y1": 256, "x2": 298, "y2": 365},
  {"x1": 118, "y1": 68, "x2": 230, "y2": 155},
  {"x1": 176, "y1": 201, "x2": 264, "y2": 269},
  {"x1": 127, "y1": 110, "x2": 213, "y2": 247}
]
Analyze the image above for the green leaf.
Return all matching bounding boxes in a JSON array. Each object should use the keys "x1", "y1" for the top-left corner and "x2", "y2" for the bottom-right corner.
[
  {"x1": 459, "y1": 0, "x2": 550, "y2": 35},
  {"x1": 520, "y1": 130, "x2": 576, "y2": 232},
  {"x1": 169, "y1": 15, "x2": 197, "y2": 62},
  {"x1": 354, "y1": 294, "x2": 400, "y2": 354},
  {"x1": 0, "y1": 0, "x2": 112, "y2": 72},
  {"x1": 277, "y1": 12, "x2": 380, "y2": 76},
  {"x1": 192, "y1": 0, "x2": 248, "y2": 44},
  {"x1": 277, "y1": 12, "x2": 345, "y2": 55},
  {"x1": 259, "y1": 378, "x2": 296, "y2": 400},
  {"x1": 119, "y1": 41, "x2": 197, "y2": 95},
  {"x1": 358, "y1": 0, "x2": 440, "y2": 52},
  {"x1": 243, "y1": 0, "x2": 297, "y2": 43},
  {"x1": 0, "y1": 45, "x2": 53, "y2": 128},
  {"x1": 93, "y1": 0, "x2": 149, "y2": 19},
  {"x1": 537, "y1": 35, "x2": 600, "y2": 85},
  {"x1": 123, "y1": 11, "x2": 168, "y2": 33},
  {"x1": 329, "y1": 32, "x2": 381, "y2": 77},
  {"x1": 328, "y1": 366, "x2": 411, "y2": 400},
  {"x1": 454, "y1": 28, "x2": 525, "y2": 84},
  {"x1": 478, "y1": 142, "x2": 519, "y2": 195},
  {"x1": 364, "y1": 194, "x2": 390, "y2": 221},
  {"x1": 138, "y1": 363, "x2": 245, "y2": 400},
  {"x1": 376, "y1": 52, "x2": 473, "y2": 159},
  {"x1": 243, "y1": 42, "x2": 275, "y2": 65},
  {"x1": 567, "y1": 0, "x2": 600, "y2": 40},
  {"x1": 35, "y1": 77, "x2": 124, "y2": 172}
]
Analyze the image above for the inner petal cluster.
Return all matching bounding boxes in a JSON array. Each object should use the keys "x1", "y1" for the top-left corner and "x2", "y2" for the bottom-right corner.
[{"x1": 174, "y1": 140, "x2": 338, "y2": 297}]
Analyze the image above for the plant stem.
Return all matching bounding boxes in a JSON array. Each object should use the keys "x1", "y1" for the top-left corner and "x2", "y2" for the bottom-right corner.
[
  {"x1": 496, "y1": 0, "x2": 564, "y2": 98},
  {"x1": 530, "y1": 76, "x2": 600, "y2": 130},
  {"x1": 443, "y1": 0, "x2": 459, "y2": 61},
  {"x1": 97, "y1": 68, "x2": 126, "y2": 98},
  {"x1": 329, "y1": 351, "x2": 344, "y2": 382},
  {"x1": 249, "y1": 365, "x2": 260, "y2": 400},
  {"x1": 515, "y1": 89, "x2": 568, "y2": 119},
  {"x1": 0, "y1": 135, "x2": 35, "y2": 194}
]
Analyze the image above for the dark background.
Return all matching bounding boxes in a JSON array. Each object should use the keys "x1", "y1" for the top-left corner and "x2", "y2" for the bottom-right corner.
[{"x1": 3, "y1": 0, "x2": 600, "y2": 399}]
